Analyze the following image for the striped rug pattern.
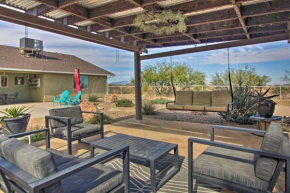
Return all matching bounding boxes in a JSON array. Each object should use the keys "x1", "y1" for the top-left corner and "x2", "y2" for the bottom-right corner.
[{"x1": 79, "y1": 151, "x2": 220, "y2": 193}]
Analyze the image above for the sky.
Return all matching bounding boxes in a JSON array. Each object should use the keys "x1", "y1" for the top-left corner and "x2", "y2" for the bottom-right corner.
[{"x1": 0, "y1": 20, "x2": 290, "y2": 85}]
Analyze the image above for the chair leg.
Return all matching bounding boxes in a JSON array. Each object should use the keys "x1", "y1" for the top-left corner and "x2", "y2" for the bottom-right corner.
[{"x1": 67, "y1": 138, "x2": 72, "y2": 155}]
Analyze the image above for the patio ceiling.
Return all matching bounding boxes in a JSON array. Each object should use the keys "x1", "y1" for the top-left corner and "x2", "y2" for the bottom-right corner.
[{"x1": 0, "y1": 0, "x2": 289, "y2": 51}]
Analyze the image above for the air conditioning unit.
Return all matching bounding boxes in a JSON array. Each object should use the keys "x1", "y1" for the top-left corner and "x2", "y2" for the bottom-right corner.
[{"x1": 20, "y1": 37, "x2": 43, "y2": 52}]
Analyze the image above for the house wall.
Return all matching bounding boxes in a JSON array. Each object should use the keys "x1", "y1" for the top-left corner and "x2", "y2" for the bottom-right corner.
[
  {"x1": 43, "y1": 73, "x2": 107, "y2": 102},
  {"x1": 0, "y1": 72, "x2": 107, "y2": 103},
  {"x1": 0, "y1": 72, "x2": 44, "y2": 103},
  {"x1": 29, "y1": 74, "x2": 45, "y2": 102}
]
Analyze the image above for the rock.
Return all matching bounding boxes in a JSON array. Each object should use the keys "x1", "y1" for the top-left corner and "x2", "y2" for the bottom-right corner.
[
  {"x1": 79, "y1": 101, "x2": 99, "y2": 121},
  {"x1": 104, "y1": 95, "x2": 118, "y2": 103}
]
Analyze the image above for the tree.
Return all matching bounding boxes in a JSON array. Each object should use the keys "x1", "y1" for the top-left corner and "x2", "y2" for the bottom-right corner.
[
  {"x1": 281, "y1": 70, "x2": 290, "y2": 85},
  {"x1": 211, "y1": 64, "x2": 271, "y2": 125},
  {"x1": 211, "y1": 64, "x2": 271, "y2": 87},
  {"x1": 141, "y1": 61, "x2": 205, "y2": 96}
]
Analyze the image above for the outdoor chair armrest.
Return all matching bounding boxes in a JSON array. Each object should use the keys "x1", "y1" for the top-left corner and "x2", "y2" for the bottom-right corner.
[
  {"x1": 81, "y1": 111, "x2": 103, "y2": 115},
  {"x1": 210, "y1": 125, "x2": 266, "y2": 141},
  {"x1": 188, "y1": 137, "x2": 290, "y2": 161},
  {"x1": 45, "y1": 115, "x2": 72, "y2": 137},
  {"x1": 7, "y1": 128, "x2": 50, "y2": 149},
  {"x1": 7, "y1": 128, "x2": 49, "y2": 138},
  {"x1": 27, "y1": 145, "x2": 130, "y2": 193}
]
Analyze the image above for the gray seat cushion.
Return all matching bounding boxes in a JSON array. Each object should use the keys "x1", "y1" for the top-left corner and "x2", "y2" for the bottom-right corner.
[
  {"x1": 49, "y1": 106, "x2": 83, "y2": 128},
  {"x1": 58, "y1": 158, "x2": 123, "y2": 193},
  {"x1": 54, "y1": 123, "x2": 101, "y2": 138},
  {"x1": 255, "y1": 122, "x2": 283, "y2": 182},
  {"x1": 1, "y1": 139, "x2": 64, "y2": 192},
  {"x1": 193, "y1": 146, "x2": 269, "y2": 191},
  {"x1": 46, "y1": 148, "x2": 77, "y2": 167}
]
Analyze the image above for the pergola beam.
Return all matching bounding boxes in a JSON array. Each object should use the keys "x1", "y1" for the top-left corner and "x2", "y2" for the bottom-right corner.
[
  {"x1": 140, "y1": 33, "x2": 288, "y2": 60},
  {"x1": 58, "y1": 0, "x2": 78, "y2": 8},
  {"x1": 0, "y1": 6, "x2": 141, "y2": 52},
  {"x1": 231, "y1": 0, "x2": 250, "y2": 39}
]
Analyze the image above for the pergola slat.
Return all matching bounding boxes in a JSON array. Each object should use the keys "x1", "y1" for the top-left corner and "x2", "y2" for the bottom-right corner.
[
  {"x1": 0, "y1": 6, "x2": 141, "y2": 52},
  {"x1": 140, "y1": 33, "x2": 288, "y2": 60}
]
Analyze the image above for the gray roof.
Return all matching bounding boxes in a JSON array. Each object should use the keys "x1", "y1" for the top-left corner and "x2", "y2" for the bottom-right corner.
[{"x1": 0, "y1": 45, "x2": 115, "y2": 76}]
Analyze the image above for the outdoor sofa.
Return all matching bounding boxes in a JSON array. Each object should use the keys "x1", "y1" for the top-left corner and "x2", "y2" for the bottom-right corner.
[
  {"x1": 46, "y1": 106, "x2": 104, "y2": 155},
  {"x1": 188, "y1": 122, "x2": 290, "y2": 193},
  {"x1": 0, "y1": 129, "x2": 129, "y2": 193}
]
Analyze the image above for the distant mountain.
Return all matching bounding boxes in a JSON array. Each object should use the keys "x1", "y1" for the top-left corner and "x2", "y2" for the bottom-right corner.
[{"x1": 109, "y1": 81, "x2": 130, "y2": 85}]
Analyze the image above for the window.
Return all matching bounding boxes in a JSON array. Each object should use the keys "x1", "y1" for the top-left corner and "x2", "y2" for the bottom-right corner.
[
  {"x1": 1, "y1": 76, "x2": 8, "y2": 88},
  {"x1": 73, "y1": 76, "x2": 88, "y2": 89}
]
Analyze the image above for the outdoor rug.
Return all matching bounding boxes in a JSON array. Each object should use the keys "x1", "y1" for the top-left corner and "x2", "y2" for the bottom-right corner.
[{"x1": 78, "y1": 150, "x2": 220, "y2": 193}]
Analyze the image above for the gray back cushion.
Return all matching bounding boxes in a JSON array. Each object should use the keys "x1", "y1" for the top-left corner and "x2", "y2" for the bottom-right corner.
[
  {"x1": 255, "y1": 122, "x2": 283, "y2": 181},
  {"x1": 49, "y1": 106, "x2": 83, "y2": 128},
  {"x1": 175, "y1": 91, "x2": 193, "y2": 105},
  {"x1": 0, "y1": 136, "x2": 9, "y2": 157},
  {"x1": 1, "y1": 139, "x2": 64, "y2": 192}
]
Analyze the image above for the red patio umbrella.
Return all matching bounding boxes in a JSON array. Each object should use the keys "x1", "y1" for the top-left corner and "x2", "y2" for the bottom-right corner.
[{"x1": 74, "y1": 68, "x2": 81, "y2": 94}]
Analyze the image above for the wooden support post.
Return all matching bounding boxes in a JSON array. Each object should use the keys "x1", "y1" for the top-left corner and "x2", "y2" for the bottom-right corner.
[{"x1": 134, "y1": 51, "x2": 142, "y2": 120}]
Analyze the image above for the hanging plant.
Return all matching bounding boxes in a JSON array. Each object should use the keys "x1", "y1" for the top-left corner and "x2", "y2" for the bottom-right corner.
[{"x1": 133, "y1": 10, "x2": 187, "y2": 36}]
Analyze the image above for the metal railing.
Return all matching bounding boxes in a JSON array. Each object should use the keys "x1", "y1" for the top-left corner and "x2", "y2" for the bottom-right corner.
[{"x1": 108, "y1": 85, "x2": 290, "y2": 100}]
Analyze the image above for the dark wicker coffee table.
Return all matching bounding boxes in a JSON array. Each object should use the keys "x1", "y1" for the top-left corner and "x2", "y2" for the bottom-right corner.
[{"x1": 90, "y1": 134, "x2": 179, "y2": 193}]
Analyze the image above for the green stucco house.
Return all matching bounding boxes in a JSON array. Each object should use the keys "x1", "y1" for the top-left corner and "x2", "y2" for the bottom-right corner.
[{"x1": 0, "y1": 45, "x2": 114, "y2": 103}]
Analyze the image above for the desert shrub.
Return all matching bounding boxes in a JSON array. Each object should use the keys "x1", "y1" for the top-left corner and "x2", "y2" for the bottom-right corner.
[
  {"x1": 22, "y1": 124, "x2": 46, "y2": 143},
  {"x1": 89, "y1": 95, "x2": 98, "y2": 102},
  {"x1": 85, "y1": 114, "x2": 113, "y2": 125},
  {"x1": 116, "y1": 99, "x2": 134, "y2": 107},
  {"x1": 150, "y1": 98, "x2": 169, "y2": 104},
  {"x1": 142, "y1": 101, "x2": 156, "y2": 115},
  {"x1": 218, "y1": 87, "x2": 257, "y2": 125}
]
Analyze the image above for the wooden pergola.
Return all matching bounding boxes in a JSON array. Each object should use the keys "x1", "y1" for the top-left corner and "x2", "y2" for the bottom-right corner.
[{"x1": 0, "y1": 0, "x2": 289, "y2": 121}]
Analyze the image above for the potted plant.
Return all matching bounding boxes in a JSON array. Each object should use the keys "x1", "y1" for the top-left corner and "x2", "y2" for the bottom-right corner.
[
  {"x1": 0, "y1": 106, "x2": 32, "y2": 136},
  {"x1": 249, "y1": 88, "x2": 278, "y2": 118}
]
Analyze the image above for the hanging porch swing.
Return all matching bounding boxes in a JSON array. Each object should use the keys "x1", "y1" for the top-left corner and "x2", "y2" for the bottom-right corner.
[{"x1": 166, "y1": 48, "x2": 234, "y2": 113}]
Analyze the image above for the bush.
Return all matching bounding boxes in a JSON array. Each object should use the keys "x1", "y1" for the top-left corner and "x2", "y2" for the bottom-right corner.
[
  {"x1": 22, "y1": 124, "x2": 46, "y2": 143},
  {"x1": 142, "y1": 101, "x2": 156, "y2": 115},
  {"x1": 218, "y1": 87, "x2": 257, "y2": 125},
  {"x1": 116, "y1": 99, "x2": 134, "y2": 107},
  {"x1": 85, "y1": 114, "x2": 113, "y2": 125},
  {"x1": 89, "y1": 95, "x2": 98, "y2": 102},
  {"x1": 150, "y1": 98, "x2": 169, "y2": 104}
]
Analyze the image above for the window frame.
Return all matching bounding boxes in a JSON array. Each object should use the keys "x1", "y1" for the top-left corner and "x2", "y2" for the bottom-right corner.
[{"x1": 73, "y1": 75, "x2": 88, "y2": 90}]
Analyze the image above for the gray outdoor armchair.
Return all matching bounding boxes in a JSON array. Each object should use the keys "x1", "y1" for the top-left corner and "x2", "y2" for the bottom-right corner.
[
  {"x1": 0, "y1": 129, "x2": 130, "y2": 193},
  {"x1": 45, "y1": 106, "x2": 104, "y2": 155},
  {"x1": 188, "y1": 122, "x2": 290, "y2": 193}
]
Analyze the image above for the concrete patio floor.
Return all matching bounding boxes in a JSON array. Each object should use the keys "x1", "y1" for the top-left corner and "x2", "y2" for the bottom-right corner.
[
  {"x1": 31, "y1": 118, "x2": 286, "y2": 192},
  {"x1": 0, "y1": 102, "x2": 288, "y2": 192}
]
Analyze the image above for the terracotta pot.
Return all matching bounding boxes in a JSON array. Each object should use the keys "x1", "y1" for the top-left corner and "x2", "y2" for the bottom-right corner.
[{"x1": 258, "y1": 104, "x2": 275, "y2": 118}]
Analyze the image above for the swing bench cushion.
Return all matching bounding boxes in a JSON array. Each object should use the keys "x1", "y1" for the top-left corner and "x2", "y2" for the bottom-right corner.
[
  {"x1": 167, "y1": 90, "x2": 232, "y2": 112},
  {"x1": 205, "y1": 90, "x2": 231, "y2": 112},
  {"x1": 175, "y1": 91, "x2": 192, "y2": 105}
]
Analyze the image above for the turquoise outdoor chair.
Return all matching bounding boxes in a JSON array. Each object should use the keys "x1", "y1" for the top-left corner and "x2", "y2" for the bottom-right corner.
[
  {"x1": 53, "y1": 90, "x2": 70, "y2": 106},
  {"x1": 69, "y1": 91, "x2": 82, "y2": 105}
]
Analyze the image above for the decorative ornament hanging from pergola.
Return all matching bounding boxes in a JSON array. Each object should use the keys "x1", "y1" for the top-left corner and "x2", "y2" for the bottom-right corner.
[{"x1": 133, "y1": 10, "x2": 188, "y2": 36}]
